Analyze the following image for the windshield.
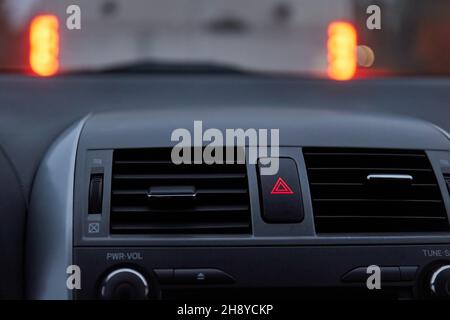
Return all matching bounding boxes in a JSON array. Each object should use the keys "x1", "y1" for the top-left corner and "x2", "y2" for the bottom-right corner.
[{"x1": 1, "y1": 0, "x2": 449, "y2": 78}]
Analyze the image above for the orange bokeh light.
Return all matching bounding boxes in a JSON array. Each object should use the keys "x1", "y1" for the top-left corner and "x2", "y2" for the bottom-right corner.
[
  {"x1": 29, "y1": 15, "x2": 59, "y2": 77},
  {"x1": 327, "y1": 22, "x2": 357, "y2": 81}
]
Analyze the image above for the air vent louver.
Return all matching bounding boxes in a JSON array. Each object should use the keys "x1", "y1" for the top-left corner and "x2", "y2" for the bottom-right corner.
[
  {"x1": 111, "y1": 149, "x2": 251, "y2": 234},
  {"x1": 303, "y1": 148, "x2": 449, "y2": 233}
]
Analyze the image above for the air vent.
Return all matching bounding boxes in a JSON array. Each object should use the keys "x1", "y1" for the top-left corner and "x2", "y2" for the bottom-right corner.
[
  {"x1": 110, "y1": 148, "x2": 251, "y2": 234},
  {"x1": 303, "y1": 148, "x2": 449, "y2": 233}
]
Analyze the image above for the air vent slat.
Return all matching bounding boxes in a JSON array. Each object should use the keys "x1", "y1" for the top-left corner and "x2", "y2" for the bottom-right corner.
[
  {"x1": 113, "y1": 173, "x2": 246, "y2": 180},
  {"x1": 304, "y1": 148, "x2": 449, "y2": 233},
  {"x1": 110, "y1": 148, "x2": 251, "y2": 234},
  {"x1": 317, "y1": 216, "x2": 447, "y2": 220},
  {"x1": 307, "y1": 168, "x2": 432, "y2": 171},
  {"x1": 303, "y1": 152, "x2": 426, "y2": 157},
  {"x1": 112, "y1": 188, "x2": 248, "y2": 196},
  {"x1": 315, "y1": 216, "x2": 448, "y2": 233},
  {"x1": 310, "y1": 183, "x2": 440, "y2": 200},
  {"x1": 111, "y1": 204, "x2": 250, "y2": 213},
  {"x1": 111, "y1": 222, "x2": 250, "y2": 234},
  {"x1": 313, "y1": 199, "x2": 442, "y2": 203},
  {"x1": 114, "y1": 160, "x2": 174, "y2": 164}
]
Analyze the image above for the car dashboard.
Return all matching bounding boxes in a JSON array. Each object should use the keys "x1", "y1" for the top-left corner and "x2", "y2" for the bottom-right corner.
[{"x1": 1, "y1": 75, "x2": 450, "y2": 300}]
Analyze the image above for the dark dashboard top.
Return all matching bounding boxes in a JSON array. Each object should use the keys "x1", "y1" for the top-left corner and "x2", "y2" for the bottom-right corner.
[{"x1": 80, "y1": 107, "x2": 450, "y2": 151}]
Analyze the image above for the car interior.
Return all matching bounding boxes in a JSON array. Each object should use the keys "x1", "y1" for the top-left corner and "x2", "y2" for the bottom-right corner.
[{"x1": 0, "y1": 0, "x2": 450, "y2": 303}]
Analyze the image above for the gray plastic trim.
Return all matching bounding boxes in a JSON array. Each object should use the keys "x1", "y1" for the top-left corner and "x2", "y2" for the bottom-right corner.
[
  {"x1": 432, "y1": 124, "x2": 450, "y2": 141},
  {"x1": 26, "y1": 116, "x2": 89, "y2": 300}
]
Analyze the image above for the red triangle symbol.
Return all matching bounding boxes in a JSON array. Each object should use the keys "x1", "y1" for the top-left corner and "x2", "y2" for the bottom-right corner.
[{"x1": 270, "y1": 177, "x2": 294, "y2": 195}]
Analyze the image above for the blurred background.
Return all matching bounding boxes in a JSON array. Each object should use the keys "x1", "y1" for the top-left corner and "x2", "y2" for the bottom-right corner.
[{"x1": 0, "y1": 0, "x2": 449, "y2": 76}]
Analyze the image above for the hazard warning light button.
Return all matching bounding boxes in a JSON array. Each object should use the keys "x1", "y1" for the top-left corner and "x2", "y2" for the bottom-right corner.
[{"x1": 258, "y1": 157, "x2": 304, "y2": 223}]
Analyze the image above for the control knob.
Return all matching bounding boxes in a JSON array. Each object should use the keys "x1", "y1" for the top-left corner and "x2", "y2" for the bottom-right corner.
[
  {"x1": 430, "y1": 265, "x2": 450, "y2": 299},
  {"x1": 100, "y1": 268, "x2": 149, "y2": 300}
]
